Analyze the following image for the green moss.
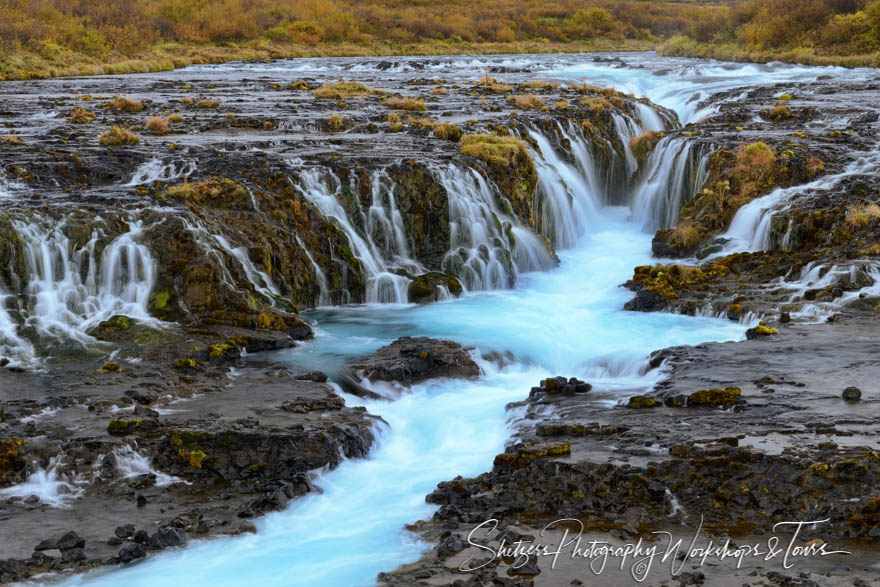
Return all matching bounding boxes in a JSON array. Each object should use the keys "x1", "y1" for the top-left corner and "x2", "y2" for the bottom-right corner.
[
  {"x1": 627, "y1": 395, "x2": 658, "y2": 408},
  {"x1": 152, "y1": 290, "x2": 171, "y2": 311},
  {"x1": 209, "y1": 343, "x2": 232, "y2": 359},
  {"x1": 176, "y1": 357, "x2": 198, "y2": 368},
  {"x1": 688, "y1": 387, "x2": 742, "y2": 407},
  {"x1": 115, "y1": 316, "x2": 130, "y2": 329}
]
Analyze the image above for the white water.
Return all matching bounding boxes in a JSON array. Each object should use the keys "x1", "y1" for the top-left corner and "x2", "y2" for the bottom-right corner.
[
  {"x1": 11, "y1": 218, "x2": 159, "y2": 345},
  {"x1": 0, "y1": 456, "x2": 83, "y2": 508},
  {"x1": 630, "y1": 137, "x2": 708, "y2": 231},
  {"x1": 113, "y1": 445, "x2": 184, "y2": 487},
  {"x1": 127, "y1": 159, "x2": 196, "y2": 186}
]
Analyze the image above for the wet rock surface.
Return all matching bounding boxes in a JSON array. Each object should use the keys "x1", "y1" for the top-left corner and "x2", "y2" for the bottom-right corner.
[
  {"x1": 351, "y1": 336, "x2": 480, "y2": 386},
  {"x1": 0, "y1": 355, "x2": 378, "y2": 583},
  {"x1": 384, "y1": 314, "x2": 880, "y2": 586}
]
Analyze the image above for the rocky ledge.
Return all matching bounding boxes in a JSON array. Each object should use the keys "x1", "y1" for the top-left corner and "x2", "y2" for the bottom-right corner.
[
  {"x1": 0, "y1": 352, "x2": 378, "y2": 583},
  {"x1": 383, "y1": 312, "x2": 880, "y2": 586}
]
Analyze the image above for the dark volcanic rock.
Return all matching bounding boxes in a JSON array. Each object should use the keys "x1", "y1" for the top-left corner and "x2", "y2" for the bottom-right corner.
[{"x1": 351, "y1": 337, "x2": 480, "y2": 384}]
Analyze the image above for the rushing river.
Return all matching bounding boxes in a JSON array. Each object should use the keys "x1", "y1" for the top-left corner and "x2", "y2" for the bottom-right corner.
[{"x1": 22, "y1": 52, "x2": 874, "y2": 585}]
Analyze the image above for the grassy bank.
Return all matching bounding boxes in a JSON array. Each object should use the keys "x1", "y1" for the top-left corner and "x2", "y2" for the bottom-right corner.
[
  {"x1": 659, "y1": 0, "x2": 880, "y2": 69},
  {"x1": 0, "y1": 0, "x2": 717, "y2": 80}
]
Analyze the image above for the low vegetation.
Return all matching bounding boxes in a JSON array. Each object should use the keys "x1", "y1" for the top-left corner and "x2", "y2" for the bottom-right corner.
[
  {"x1": 69, "y1": 106, "x2": 95, "y2": 123},
  {"x1": 629, "y1": 130, "x2": 664, "y2": 162},
  {"x1": 459, "y1": 134, "x2": 529, "y2": 166},
  {"x1": 385, "y1": 96, "x2": 426, "y2": 111},
  {"x1": 314, "y1": 81, "x2": 373, "y2": 99},
  {"x1": 0, "y1": 0, "x2": 723, "y2": 81},
  {"x1": 432, "y1": 122, "x2": 461, "y2": 142},
  {"x1": 98, "y1": 125, "x2": 140, "y2": 146},
  {"x1": 145, "y1": 115, "x2": 169, "y2": 134},
  {"x1": 110, "y1": 96, "x2": 144, "y2": 113},
  {"x1": 328, "y1": 114, "x2": 345, "y2": 132},
  {"x1": 661, "y1": 0, "x2": 880, "y2": 68},
  {"x1": 509, "y1": 94, "x2": 545, "y2": 109}
]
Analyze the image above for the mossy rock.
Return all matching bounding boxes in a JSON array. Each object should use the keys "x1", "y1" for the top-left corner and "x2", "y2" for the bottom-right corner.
[
  {"x1": 688, "y1": 387, "x2": 743, "y2": 407},
  {"x1": 627, "y1": 395, "x2": 658, "y2": 408}
]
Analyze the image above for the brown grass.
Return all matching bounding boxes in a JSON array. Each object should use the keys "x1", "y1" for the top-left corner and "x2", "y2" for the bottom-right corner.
[
  {"x1": 145, "y1": 116, "x2": 169, "y2": 134},
  {"x1": 522, "y1": 80, "x2": 558, "y2": 90},
  {"x1": 846, "y1": 202, "x2": 880, "y2": 228},
  {"x1": 99, "y1": 126, "x2": 140, "y2": 146},
  {"x1": 196, "y1": 99, "x2": 220, "y2": 108},
  {"x1": 328, "y1": 114, "x2": 345, "y2": 132},
  {"x1": 432, "y1": 122, "x2": 461, "y2": 142},
  {"x1": 2, "y1": 135, "x2": 23, "y2": 144},
  {"x1": 670, "y1": 220, "x2": 702, "y2": 249},
  {"x1": 766, "y1": 103, "x2": 792, "y2": 121},
  {"x1": 110, "y1": 96, "x2": 144, "y2": 113},
  {"x1": 429, "y1": 87, "x2": 448, "y2": 95},
  {"x1": 314, "y1": 81, "x2": 372, "y2": 99},
  {"x1": 629, "y1": 131, "x2": 664, "y2": 162},
  {"x1": 459, "y1": 134, "x2": 529, "y2": 166},
  {"x1": 580, "y1": 96, "x2": 611, "y2": 114},
  {"x1": 386, "y1": 96, "x2": 426, "y2": 111},
  {"x1": 509, "y1": 94, "x2": 544, "y2": 109},
  {"x1": 69, "y1": 106, "x2": 95, "y2": 123},
  {"x1": 168, "y1": 114, "x2": 183, "y2": 122}
]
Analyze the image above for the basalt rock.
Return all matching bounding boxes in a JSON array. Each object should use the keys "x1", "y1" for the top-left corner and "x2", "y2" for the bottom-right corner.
[{"x1": 351, "y1": 337, "x2": 480, "y2": 385}]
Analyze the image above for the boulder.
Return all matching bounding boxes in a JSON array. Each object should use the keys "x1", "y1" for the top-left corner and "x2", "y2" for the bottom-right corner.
[{"x1": 351, "y1": 337, "x2": 479, "y2": 384}]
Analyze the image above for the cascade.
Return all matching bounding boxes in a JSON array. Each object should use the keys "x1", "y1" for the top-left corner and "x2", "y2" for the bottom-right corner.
[
  {"x1": 722, "y1": 149, "x2": 880, "y2": 254},
  {"x1": 127, "y1": 158, "x2": 196, "y2": 186},
  {"x1": 294, "y1": 168, "x2": 412, "y2": 304},
  {"x1": 629, "y1": 137, "x2": 710, "y2": 231},
  {"x1": 13, "y1": 218, "x2": 158, "y2": 344},
  {"x1": 434, "y1": 165, "x2": 554, "y2": 291},
  {"x1": 527, "y1": 127, "x2": 603, "y2": 248}
]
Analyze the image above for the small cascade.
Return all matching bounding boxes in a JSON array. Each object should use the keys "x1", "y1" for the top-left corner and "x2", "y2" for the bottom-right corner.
[
  {"x1": 635, "y1": 102, "x2": 667, "y2": 132},
  {"x1": 630, "y1": 137, "x2": 709, "y2": 231},
  {"x1": 295, "y1": 236, "x2": 332, "y2": 306},
  {"x1": 721, "y1": 150, "x2": 880, "y2": 253},
  {"x1": 0, "y1": 292, "x2": 36, "y2": 367},
  {"x1": 13, "y1": 218, "x2": 158, "y2": 343},
  {"x1": 434, "y1": 165, "x2": 555, "y2": 291},
  {"x1": 366, "y1": 170, "x2": 420, "y2": 273},
  {"x1": 528, "y1": 129, "x2": 602, "y2": 248},
  {"x1": 113, "y1": 445, "x2": 184, "y2": 486},
  {"x1": 212, "y1": 234, "x2": 280, "y2": 303},
  {"x1": 295, "y1": 168, "x2": 413, "y2": 304},
  {"x1": 127, "y1": 158, "x2": 196, "y2": 186},
  {"x1": 0, "y1": 456, "x2": 83, "y2": 508},
  {"x1": 611, "y1": 112, "x2": 642, "y2": 177}
]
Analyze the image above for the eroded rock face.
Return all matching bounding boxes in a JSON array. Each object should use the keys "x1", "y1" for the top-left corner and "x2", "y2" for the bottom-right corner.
[{"x1": 352, "y1": 337, "x2": 480, "y2": 385}]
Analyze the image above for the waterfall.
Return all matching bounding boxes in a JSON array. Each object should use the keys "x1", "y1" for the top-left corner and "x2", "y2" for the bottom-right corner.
[
  {"x1": 528, "y1": 128, "x2": 602, "y2": 248},
  {"x1": 13, "y1": 218, "x2": 158, "y2": 343},
  {"x1": 435, "y1": 165, "x2": 555, "y2": 291},
  {"x1": 295, "y1": 236, "x2": 332, "y2": 307},
  {"x1": 635, "y1": 102, "x2": 667, "y2": 132},
  {"x1": 630, "y1": 137, "x2": 709, "y2": 231},
  {"x1": 295, "y1": 168, "x2": 412, "y2": 304},
  {"x1": 721, "y1": 149, "x2": 880, "y2": 254}
]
